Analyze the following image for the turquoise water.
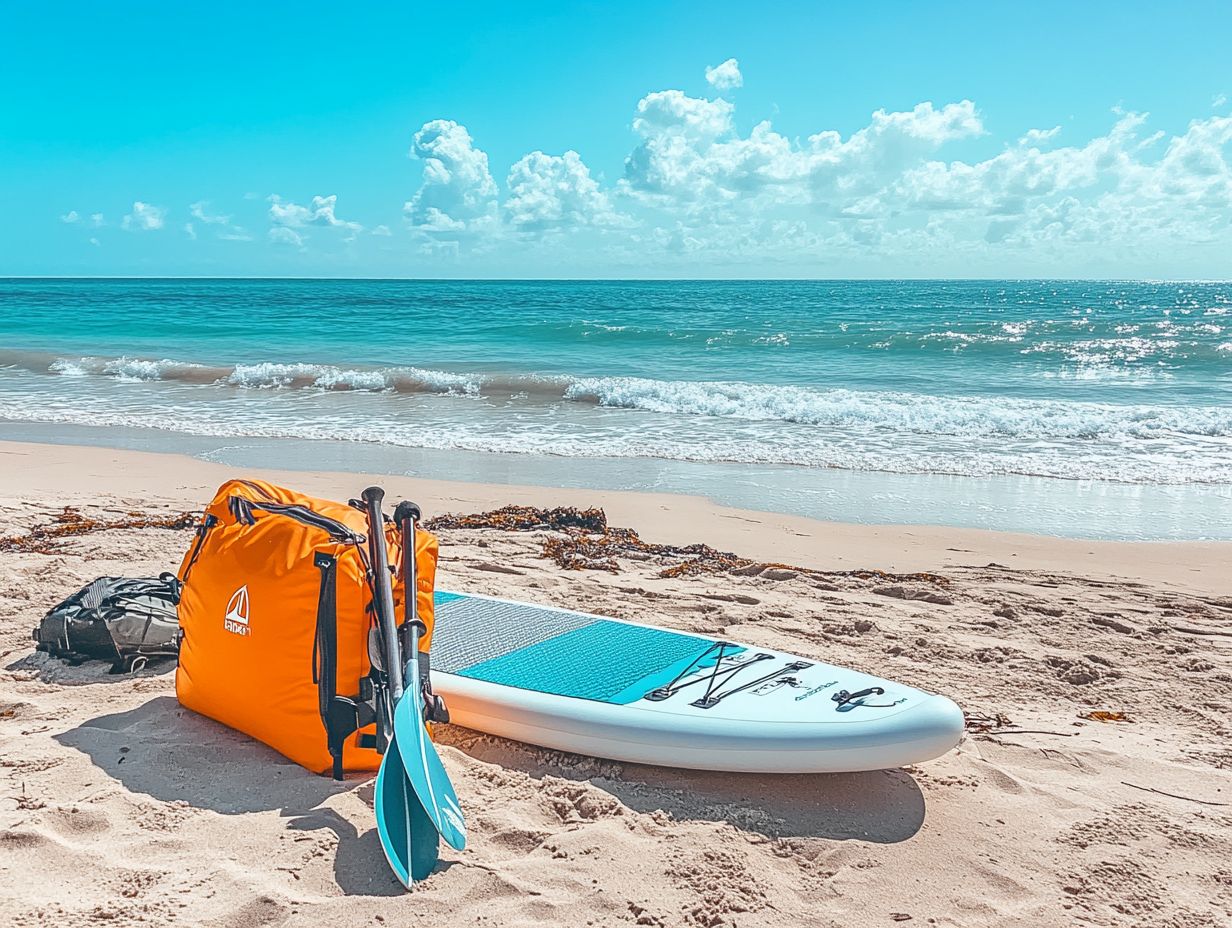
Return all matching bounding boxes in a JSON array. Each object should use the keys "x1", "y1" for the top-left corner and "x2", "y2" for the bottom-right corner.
[{"x1": 2, "y1": 278, "x2": 1230, "y2": 538}]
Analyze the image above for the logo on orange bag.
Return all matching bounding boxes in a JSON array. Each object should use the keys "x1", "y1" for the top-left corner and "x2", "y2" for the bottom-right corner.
[{"x1": 224, "y1": 585, "x2": 251, "y2": 637}]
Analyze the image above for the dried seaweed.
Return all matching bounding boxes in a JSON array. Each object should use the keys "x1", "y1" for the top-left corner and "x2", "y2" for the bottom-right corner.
[
  {"x1": 425, "y1": 504, "x2": 951, "y2": 586},
  {"x1": 0, "y1": 506, "x2": 197, "y2": 555},
  {"x1": 833, "y1": 568, "x2": 951, "y2": 587},
  {"x1": 425, "y1": 505, "x2": 608, "y2": 534},
  {"x1": 1121, "y1": 781, "x2": 1228, "y2": 806},
  {"x1": 1083, "y1": 710, "x2": 1132, "y2": 723},
  {"x1": 964, "y1": 711, "x2": 1014, "y2": 733},
  {"x1": 544, "y1": 525, "x2": 748, "y2": 575}
]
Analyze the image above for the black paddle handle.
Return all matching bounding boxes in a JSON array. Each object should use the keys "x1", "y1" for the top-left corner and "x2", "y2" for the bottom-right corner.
[
  {"x1": 361, "y1": 486, "x2": 404, "y2": 705},
  {"x1": 394, "y1": 501, "x2": 423, "y2": 671}
]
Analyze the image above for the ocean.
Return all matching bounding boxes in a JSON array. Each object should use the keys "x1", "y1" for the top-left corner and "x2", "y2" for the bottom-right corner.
[{"x1": 2, "y1": 278, "x2": 1230, "y2": 540}]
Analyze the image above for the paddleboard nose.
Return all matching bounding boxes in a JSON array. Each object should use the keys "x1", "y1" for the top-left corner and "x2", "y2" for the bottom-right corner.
[{"x1": 895, "y1": 695, "x2": 966, "y2": 763}]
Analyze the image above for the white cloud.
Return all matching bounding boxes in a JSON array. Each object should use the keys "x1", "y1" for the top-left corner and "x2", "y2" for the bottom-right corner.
[
  {"x1": 184, "y1": 222, "x2": 197, "y2": 240},
  {"x1": 804, "y1": 100, "x2": 984, "y2": 206},
  {"x1": 268, "y1": 194, "x2": 362, "y2": 232},
  {"x1": 405, "y1": 119, "x2": 499, "y2": 234},
  {"x1": 89, "y1": 237, "x2": 100, "y2": 247},
  {"x1": 612, "y1": 82, "x2": 1232, "y2": 271},
  {"x1": 623, "y1": 90, "x2": 983, "y2": 212},
  {"x1": 622, "y1": 90, "x2": 739, "y2": 202},
  {"x1": 1214, "y1": 93, "x2": 1227, "y2": 110},
  {"x1": 773, "y1": 106, "x2": 1231, "y2": 263},
  {"x1": 268, "y1": 226, "x2": 304, "y2": 247},
  {"x1": 505, "y1": 150, "x2": 623, "y2": 232},
  {"x1": 190, "y1": 201, "x2": 231, "y2": 224},
  {"x1": 633, "y1": 89, "x2": 735, "y2": 140},
  {"x1": 122, "y1": 201, "x2": 165, "y2": 231},
  {"x1": 119, "y1": 63, "x2": 1232, "y2": 275},
  {"x1": 414, "y1": 208, "x2": 467, "y2": 232},
  {"x1": 190, "y1": 200, "x2": 252, "y2": 241},
  {"x1": 268, "y1": 198, "x2": 310, "y2": 226},
  {"x1": 1019, "y1": 126, "x2": 1061, "y2": 146},
  {"x1": 704, "y1": 58, "x2": 743, "y2": 91},
  {"x1": 60, "y1": 210, "x2": 79, "y2": 223},
  {"x1": 90, "y1": 213, "x2": 105, "y2": 227}
]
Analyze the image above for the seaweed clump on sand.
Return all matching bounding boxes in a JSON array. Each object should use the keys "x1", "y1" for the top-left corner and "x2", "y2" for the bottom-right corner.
[
  {"x1": 425, "y1": 505, "x2": 747, "y2": 575},
  {"x1": 433, "y1": 507, "x2": 951, "y2": 586},
  {"x1": 546, "y1": 525, "x2": 750, "y2": 576},
  {"x1": 428, "y1": 504, "x2": 902, "y2": 581},
  {"x1": 0, "y1": 506, "x2": 198, "y2": 555},
  {"x1": 429, "y1": 504, "x2": 954, "y2": 586},
  {"x1": 425, "y1": 504, "x2": 607, "y2": 534}
]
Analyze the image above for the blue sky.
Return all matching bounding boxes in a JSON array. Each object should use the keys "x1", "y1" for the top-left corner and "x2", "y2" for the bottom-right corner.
[{"x1": 3, "y1": 1, "x2": 1230, "y2": 278}]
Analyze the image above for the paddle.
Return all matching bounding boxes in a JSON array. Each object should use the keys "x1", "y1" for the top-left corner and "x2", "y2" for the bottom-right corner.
[
  {"x1": 359, "y1": 487, "x2": 463, "y2": 888},
  {"x1": 392, "y1": 500, "x2": 467, "y2": 852}
]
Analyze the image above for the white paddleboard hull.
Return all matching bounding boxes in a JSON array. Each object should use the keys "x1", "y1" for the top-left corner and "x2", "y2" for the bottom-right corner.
[{"x1": 430, "y1": 591, "x2": 964, "y2": 773}]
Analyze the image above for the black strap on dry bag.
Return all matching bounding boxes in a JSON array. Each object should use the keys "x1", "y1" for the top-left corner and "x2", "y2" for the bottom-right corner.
[{"x1": 312, "y1": 552, "x2": 375, "y2": 780}]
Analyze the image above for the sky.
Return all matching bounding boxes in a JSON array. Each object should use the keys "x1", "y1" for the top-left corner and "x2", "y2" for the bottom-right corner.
[{"x1": 3, "y1": 2, "x2": 1230, "y2": 279}]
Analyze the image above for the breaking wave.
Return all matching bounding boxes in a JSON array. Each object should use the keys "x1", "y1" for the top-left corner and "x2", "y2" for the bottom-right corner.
[
  {"x1": 564, "y1": 376, "x2": 1232, "y2": 441},
  {"x1": 28, "y1": 353, "x2": 1232, "y2": 445},
  {"x1": 46, "y1": 355, "x2": 487, "y2": 395}
]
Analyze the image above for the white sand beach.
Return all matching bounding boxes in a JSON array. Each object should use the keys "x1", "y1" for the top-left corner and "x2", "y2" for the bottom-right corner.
[
  {"x1": 10, "y1": 2, "x2": 1232, "y2": 923},
  {"x1": 2, "y1": 441, "x2": 1230, "y2": 927}
]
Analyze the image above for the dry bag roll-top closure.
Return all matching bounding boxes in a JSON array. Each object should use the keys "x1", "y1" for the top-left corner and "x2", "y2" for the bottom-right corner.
[{"x1": 174, "y1": 479, "x2": 439, "y2": 778}]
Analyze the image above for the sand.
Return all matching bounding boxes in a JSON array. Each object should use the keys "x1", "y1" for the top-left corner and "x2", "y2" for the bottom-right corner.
[{"x1": 1, "y1": 440, "x2": 1230, "y2": 927}]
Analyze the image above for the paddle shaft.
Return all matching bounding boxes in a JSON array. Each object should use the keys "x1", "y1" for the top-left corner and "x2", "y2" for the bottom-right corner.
[
  {"x1": 361, "y1": 487, "x2": 404, "y2": 710},
  {"x1": 396, "y1": 501, "x2": 424, "y2": 690}
]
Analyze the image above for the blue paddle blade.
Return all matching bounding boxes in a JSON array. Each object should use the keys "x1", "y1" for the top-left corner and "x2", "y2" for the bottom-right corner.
[
  {"x1": 375, "y1": 740, "x2": 442, "y2": 888},
  {"x1": 407, "y1": 782, "x2": 440, "y2": 883},
  {"x1": 374, "y1": 748, "x2": 412, "y2": 888},
  {"x1": 393, "y1": 681, "x2": 467, "y2": 851}
]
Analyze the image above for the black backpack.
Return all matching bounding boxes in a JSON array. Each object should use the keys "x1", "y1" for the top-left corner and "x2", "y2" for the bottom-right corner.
[{"x1": 33, "y1": 574, "x2": 183, "y2": 673}]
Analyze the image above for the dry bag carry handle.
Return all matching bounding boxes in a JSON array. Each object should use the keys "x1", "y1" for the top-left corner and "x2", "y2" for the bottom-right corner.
[{"x1": 228, "y1": 496, "x2": 358, "y2": 542}]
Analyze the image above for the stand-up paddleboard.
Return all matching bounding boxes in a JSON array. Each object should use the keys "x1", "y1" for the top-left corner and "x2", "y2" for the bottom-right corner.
[{"x1": 430, "y1": 591, "x2": 963, "y2": 773}]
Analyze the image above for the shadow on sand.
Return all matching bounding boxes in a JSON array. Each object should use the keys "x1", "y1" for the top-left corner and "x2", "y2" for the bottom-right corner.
[
  {"x1": 6, "y1": 651, "x2": 178, "y2": 686},
  {"x1": 436, "y1": 726, "x2": 927, "y2": 844},
  {"x1": 56, "y1": 695, "x2": 927, "y2": 902},
  {"x1": 54, "y1": 695, "x2": 402, "y2": 896}
]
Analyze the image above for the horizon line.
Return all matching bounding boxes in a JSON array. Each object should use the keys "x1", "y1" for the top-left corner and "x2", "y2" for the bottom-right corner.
[{"x1": 3, "y1": 275, "x2": 1230, "y2": 284}]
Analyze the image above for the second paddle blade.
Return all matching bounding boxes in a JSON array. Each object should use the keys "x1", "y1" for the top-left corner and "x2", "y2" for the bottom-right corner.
[
  {"x1": 374, "y1": 745, "x2": 440, "y2": 888},
  {"x1": 393, "y1": 687, "x2": 468, "y2": 851}
]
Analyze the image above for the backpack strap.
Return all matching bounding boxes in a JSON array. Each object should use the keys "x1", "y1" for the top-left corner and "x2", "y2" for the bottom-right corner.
[{"x1": 312, "y1": 552, "x2": 375, "y2": 780}]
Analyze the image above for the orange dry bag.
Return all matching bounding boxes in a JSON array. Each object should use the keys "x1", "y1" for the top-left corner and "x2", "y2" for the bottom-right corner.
[{"x1": 174, "y1": 479, "x2": 439, "y2": 778}]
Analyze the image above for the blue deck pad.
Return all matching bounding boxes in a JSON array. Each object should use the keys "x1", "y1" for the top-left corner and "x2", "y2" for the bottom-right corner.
[
  {"x1": 454, "y1": 619, "x2": 743, "y2": 705},
  {"x1": 430, "y1": 592, "x2": 598, "y2": 674}
]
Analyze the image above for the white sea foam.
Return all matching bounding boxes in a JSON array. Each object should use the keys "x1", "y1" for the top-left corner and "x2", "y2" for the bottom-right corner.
[
  {"x1": 23, "y1": 355, "x2": 1232, "y2": 485},
  {"x1": 4, "y1": 384, "x2": 1231, "y2": 486},
  {"x1": 222, "y1": 363, "x2": 410, "y2": 392},
  {"x1": 48, "y1": 359, "x2": 89, "y2": 377},
  {"x1": 563, "y1": 375, "x2": 1232, "y2": 441},
  {"x1": 49, "y1": 356, "x2": 212, "y2": 382},
  {"x1": 51, "y1": 356, "x2": 483, "y2": 395},
  {"x1": 222, "y1": 361, "x2": 484, "y2": 394}
]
